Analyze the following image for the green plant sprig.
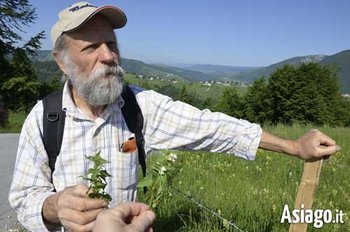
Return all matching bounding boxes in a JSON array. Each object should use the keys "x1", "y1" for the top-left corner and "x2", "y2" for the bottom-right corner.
[
  {"x1": 137, "y1": 151, "x2": 179, "y2": 209},
  {"x1": 82, "y1": 151, "x2": 112, "y2": 203}
]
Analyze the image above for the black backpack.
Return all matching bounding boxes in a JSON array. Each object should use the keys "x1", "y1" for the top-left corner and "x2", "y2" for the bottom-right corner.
[{"x1": 42, "y1": 85, "x2": 147, "y2": 190}]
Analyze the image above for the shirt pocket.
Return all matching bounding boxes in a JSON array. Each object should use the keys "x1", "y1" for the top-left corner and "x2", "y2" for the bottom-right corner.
[{"x1": 116, "y1": 150, "x2": 138, "y2": 190}]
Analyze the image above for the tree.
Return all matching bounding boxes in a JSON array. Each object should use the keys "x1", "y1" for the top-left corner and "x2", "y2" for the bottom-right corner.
[
  {"x1": 11, "y1": 48, "x2": 36, "y2": 78},
  {"x1": 178, "y1": 85, "x2": 202, "y2": 108},
  {"x1": 0, "y1": 0, "x2": 45, "y2": 113},
  {"x1": 215, "y1": 87, "x2": 243, "y2": 118},
  {"x1": 242, "y1": 78, "x2": 272, "y2": 124},
  {"x1": 201, "y1": 97, "x2": 214, "y2": 111},
  {"x1": 157, "y1": 84, "x2": 180, "y2": 99},
  {"x1": 266, "y1": 63, "x2": 347, "y2": 126},
  {"x1": 1, "y1": 76, "x2": 41, "y2": 112},
  {"x1": 0, "y1": 0, "x2": 44, "y2": 56}
]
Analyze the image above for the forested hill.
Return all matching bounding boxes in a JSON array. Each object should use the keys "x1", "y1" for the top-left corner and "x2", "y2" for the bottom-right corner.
[
  {"x1": 236, "y1": 50, "x2": 350, "y2": 93},
  {"x1": 320, "y1": 50, "x2": 350, "y2": 94},
  {"x1": 33, "y1": 49, "x2": 350, "y2": 93}
]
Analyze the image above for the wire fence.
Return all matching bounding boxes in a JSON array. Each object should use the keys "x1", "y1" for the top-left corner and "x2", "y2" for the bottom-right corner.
[{"x1": 172, "y1": 186, "x2": 245, "y2": 232}]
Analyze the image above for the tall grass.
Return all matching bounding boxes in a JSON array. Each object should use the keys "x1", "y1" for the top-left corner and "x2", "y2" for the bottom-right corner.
[{"x1": 138, "y1": 125, "x2": 350, "y2": 231}]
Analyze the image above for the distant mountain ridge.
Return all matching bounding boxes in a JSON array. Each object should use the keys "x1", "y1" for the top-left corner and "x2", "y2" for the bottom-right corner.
[
  {"x1": 320, "y1": 50, "x2": 350, "y2": 94},
  {"x1": 236, "y1": 50, "x2": 350, "y2": 93},
  {"x1": 235, "y1": 55, "x2": 328, "y2": 83},
  {"x1": 179, "y1": 64, "x2": 258, "y2": 75},
  {"x1": 33, "y1": 49, "x2": 350, "y2": 93}
]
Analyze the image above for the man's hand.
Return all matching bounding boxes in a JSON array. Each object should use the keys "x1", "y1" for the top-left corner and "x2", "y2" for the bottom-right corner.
[
  {"x1": 93, "y1": 202, "x2": 155, "y2": 232},
  {"x1": 294, "y1": 129, "x2": 341, "y2": 161},
  {"x1": 259, "y1": 129, "x2": 341, "y2": 161},
  {"x1": 43, "y1": 184, "x2": 108, "y2": 231}
]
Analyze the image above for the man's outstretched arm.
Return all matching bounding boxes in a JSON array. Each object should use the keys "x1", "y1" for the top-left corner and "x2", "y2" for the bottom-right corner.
[{"x1": 259, "y1": 129, "x2": 341, "y2": 160}]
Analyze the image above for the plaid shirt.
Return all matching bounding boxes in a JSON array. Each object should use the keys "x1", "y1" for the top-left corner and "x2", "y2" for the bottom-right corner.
[{"x1": 9, "y1": 83, "x2": 262, "y2": 231}]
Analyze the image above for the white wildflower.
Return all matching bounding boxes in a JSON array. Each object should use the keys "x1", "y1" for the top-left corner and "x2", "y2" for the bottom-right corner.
[
  {"x1": 166, "y1": 153, "x2": 177, "y2": 163},
  {"x1": 222, "y1": 219, "x2": 230, "y2": 229},
  {"x1": 159, "y1": 166, "x2": 167, "y2": 175}
]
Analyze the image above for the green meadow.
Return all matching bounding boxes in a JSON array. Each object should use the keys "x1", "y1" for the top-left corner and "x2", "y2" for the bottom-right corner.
[
  {"x1": 124, "y1": 73, "x2": 247, "y2": 100},
  {"x1": 138, "y1": 125, "x2": 350, "y2": 232}
]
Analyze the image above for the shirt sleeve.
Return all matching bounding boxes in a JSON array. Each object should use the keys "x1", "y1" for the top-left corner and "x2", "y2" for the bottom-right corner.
[
  {"x1": 8, "y1": 101, "x2": 60, "y2": 232},
  {"x1": 133, "y1": 87, "x2": 262, "y2": 160}
]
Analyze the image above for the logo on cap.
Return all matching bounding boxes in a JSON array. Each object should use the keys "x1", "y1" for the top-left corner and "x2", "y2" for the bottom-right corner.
[{"x1": 69, "y1": 3, "x2": 97, "y2": 12}]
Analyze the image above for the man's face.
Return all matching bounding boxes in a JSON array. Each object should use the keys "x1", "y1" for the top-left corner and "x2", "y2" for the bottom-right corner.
[{"x1": 61, "y1": 15, "x2": 124, "y2": 106}]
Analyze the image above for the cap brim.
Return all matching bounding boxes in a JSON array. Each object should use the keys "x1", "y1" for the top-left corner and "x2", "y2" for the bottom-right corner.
[{"x1": 91, "y1": 5, "x2": 127, "y2": 29}]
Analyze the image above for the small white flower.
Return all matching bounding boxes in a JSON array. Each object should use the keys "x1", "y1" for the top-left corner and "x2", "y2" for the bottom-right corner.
[
  {"x1": 222, "y1": 219, "x2": 230, "y2": 229},
  {"x1": 166, "y1": 153, "x2": 177, "y2": 163},
  {"x1": 159, "y1": 166, "x2": 167, "y2": 175}
]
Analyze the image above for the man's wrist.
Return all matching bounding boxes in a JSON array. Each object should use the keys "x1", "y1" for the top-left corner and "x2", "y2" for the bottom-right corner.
[
  {"x1": 282, "y1": 139, "x2": 300, "y2": 158},
  {"x1": 260, "y1": 131, "x2": 301, "y2": 158},
  {"x1": 42, "y1": 194, "x2": 61, "y2": 225}
]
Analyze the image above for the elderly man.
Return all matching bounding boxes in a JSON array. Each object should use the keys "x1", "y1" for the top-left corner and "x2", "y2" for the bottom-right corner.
[{"x1": 9, "y1": 1, "x2": 340, "y2": 231}]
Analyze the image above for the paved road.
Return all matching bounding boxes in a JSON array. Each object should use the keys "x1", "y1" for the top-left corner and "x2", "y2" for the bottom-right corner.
[{"x1": 0, "y1": 134, "x2": 22, "y2": 231}]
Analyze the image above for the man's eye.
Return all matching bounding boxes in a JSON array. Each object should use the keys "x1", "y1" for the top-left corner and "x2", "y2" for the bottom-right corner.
[
  {"x1": 107, "y1": 42, "x2": 117, "y2": 51},
  {"x1": 83, "y1": 44, "x2": 99, "y2": 52}
]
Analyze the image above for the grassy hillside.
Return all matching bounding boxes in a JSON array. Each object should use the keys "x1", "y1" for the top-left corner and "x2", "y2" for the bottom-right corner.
[
  {"x1": 139, "y1": 125, "x2": 350, "y2": 231},
  {"x1": 124, "y1": 73, "x2": 247, "y2": 101},
  {"x1": 121, "y1": 58, "x2": 185, "y2": 81}
]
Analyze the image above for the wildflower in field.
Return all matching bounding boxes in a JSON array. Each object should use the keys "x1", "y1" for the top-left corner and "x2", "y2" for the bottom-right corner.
[
  {"x1": 332, "y1": 189, "x2": 338, "y2": 196},
  {"x1": 166, "y1": 153, "x2": 177, "y2": 162},
  {"x1": 272, "y1": 204, "x2": 277, "y2": 212},
  {"x1": 263, "y1": 188, "x2": 268, "y2": 194},
  {"x1": 159, "y1": 166, "x2": 167, "y2": 175},
  {"x1": 222, "y1": 219, "x2": 230, "y2": 230},
  {"x1": 137, "y1": 151, "x2": 180, "y2": 209},
  {"x1": 255, "y1": 165, "x2": 262, "y2": 172}
]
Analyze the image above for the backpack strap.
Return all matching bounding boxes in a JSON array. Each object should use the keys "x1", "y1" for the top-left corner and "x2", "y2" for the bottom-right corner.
[
  {"x1": 42, "y1": 91, "x2": 66, "y2": 182},
  {"x1": 121, "y1": 86, "x2": 147, "y2": 181}
]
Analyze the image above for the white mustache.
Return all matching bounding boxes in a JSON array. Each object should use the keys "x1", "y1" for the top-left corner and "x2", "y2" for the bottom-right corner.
[{"x1": 93, "y1": 65, "x2": 124, "y2": 78}]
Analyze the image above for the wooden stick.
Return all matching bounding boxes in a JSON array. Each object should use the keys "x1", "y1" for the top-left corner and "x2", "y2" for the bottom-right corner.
[{"x1": 289, "y1": 159, "x2": 323, "y2": 232}]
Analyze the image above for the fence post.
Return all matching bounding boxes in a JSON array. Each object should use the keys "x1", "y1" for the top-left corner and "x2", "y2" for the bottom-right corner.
[{"x1": 289, "y1": 159, "x2": 323, "y2": 232}]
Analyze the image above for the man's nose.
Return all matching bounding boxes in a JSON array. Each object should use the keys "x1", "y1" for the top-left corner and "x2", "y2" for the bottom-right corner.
[{"x1": 99, "y1": 43, "x2": 115, "y2": 64}]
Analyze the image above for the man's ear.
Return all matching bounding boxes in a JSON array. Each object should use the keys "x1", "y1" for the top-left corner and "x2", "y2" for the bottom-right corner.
[{"x1": 52, "y1": 52, "x2": 69, "y2": 75}]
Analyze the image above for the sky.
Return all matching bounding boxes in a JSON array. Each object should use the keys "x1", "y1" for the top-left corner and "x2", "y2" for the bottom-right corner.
[{"x1": 24, "y1": 0, "x2": 350, "y2": 67}]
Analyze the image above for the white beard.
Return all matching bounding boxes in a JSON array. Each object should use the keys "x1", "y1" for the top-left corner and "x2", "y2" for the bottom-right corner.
[{"x1": 67, "y1": 64, "x2": 125, "y2": 106}]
